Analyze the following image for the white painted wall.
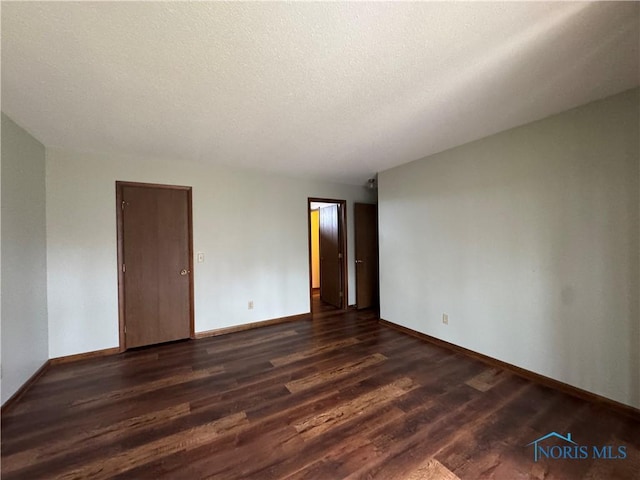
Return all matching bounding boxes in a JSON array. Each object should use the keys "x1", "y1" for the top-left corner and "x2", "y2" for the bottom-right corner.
[
  {"x1": 1, "y1": 113, "x2": 49, "y2": 404},
  {"x1": 379, "y1": 88, "x2": 640, "y2": 408},
  {"x1": 46, "y1": 149, "x2": 374, "y2": 358}
]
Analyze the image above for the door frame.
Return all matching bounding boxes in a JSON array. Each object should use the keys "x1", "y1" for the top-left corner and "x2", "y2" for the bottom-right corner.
[
  {"x1": 307, "y1": 197, "x2": 348, "y2": 311},
  {"x1": 116, "y1": 181, "x2": 195, "y2": 351}
]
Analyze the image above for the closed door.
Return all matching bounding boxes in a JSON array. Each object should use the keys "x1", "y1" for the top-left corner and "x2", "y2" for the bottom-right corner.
[
  {"x1": 118, "y1": 183, "x2": 193, "y2": 348},
  {"x1": 319, "y1": 204, "x2": 342, "y2": 308},
  {"x1": 354, "y1": 203, "x2": 379, "y2": 310}
]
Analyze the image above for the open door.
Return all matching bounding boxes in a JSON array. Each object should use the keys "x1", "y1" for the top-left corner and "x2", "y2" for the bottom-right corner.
[
  {"x1": 354, "y1": 203, "x2": 379, "y2": 310},
  {"x1": 308, "y1": 198, "x2": 347, "y2": 311},
  {"x1": 319, "y1": 204, "x2": 342, "y2": 308}
]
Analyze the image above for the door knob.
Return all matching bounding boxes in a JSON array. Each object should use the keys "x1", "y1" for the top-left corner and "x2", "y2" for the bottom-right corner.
[
  {"x1": 180, "y1": 269, "x2": 188, "y2": 276},
  {"x1": 355, "y1": 260, "x2": 363, "y2": 264}
]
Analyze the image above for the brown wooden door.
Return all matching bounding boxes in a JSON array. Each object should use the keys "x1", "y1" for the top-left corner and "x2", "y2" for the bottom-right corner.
[
  {"x1": 120, "y1": 184, "x2": 193, "y2": 348},
  {"x1": 319, "y1": 204, "x2": 342, "y2": 308},
  {"x1": 355, "y1": 203, "x2": 379, "y2": 310}
]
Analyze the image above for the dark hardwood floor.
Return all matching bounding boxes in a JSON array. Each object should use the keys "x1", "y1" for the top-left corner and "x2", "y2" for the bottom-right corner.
[
  {"x1": 311, "y1": 288, "x2": 340, "y2": 314},
  {"x1": 2, "y1": 307, "x2": 639, "y2": 479}
]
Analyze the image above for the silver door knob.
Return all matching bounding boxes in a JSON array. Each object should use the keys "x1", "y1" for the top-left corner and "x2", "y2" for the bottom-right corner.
[
  {"x1": 355, "y1": 260, "x2": 363, "y2": 264},
  {"x1": 180, "y1": 269, "x2": 188, "y2": 276}
]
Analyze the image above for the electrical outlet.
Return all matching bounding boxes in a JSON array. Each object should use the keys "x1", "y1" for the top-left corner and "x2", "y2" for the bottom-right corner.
[
  {"x1": 442, "y1": 313, "x2": 449, "y2": 325},
  {"x1": 248, "y1": 301, "x2": 254, "y2": 310}
]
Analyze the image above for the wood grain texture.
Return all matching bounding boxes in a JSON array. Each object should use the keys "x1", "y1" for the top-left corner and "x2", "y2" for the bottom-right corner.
[
  {"x1": 117, "y1": 182, "x2": 194, "y2": 350},
  {"x1": 354, "y1": 202, "x2": 379, "y2": 310},
  {"x1": 293, "y1": 376, "x2": 415, "y2": 439},
  {"x1": 2, "y1": 308, "x2": 639, "y2": 479},
  {"x1": 0, "y1": 361, "x2": 49, "y2": 415},
  {"x1": 270, "y1": 336, "x2": 360, "y2": 367},
  {"x1": 380, "y1": 318, "x2": 640, "y2": 421},
  {"x1": 285, "y1": 353, "x2": 387, "y2": 393},
  {"x1": 70, "y1": 366, "x2": 224, "y2": 408},
  {"x1": 404, "y1": 458, "x2": 460, "y2": 480},
  {"x1": 1, "y1": 403, "x2": 191, "y2": 475},
  {"x1": 56, "y1": 412, "x2": 248, "y2": 480},
  {"x1": 465, "y1": 367, "x2": 504, "y2": 392}
]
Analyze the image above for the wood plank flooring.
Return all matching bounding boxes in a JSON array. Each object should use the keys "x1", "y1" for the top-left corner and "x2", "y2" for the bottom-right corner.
[{"x1": 2, "y1": 307, "x2": 639, "y2": 479}]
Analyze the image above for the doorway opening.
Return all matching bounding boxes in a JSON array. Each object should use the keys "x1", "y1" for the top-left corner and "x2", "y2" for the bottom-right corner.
[{"x1": 308, "y1": 198, "x2": 348, "y2": 312}]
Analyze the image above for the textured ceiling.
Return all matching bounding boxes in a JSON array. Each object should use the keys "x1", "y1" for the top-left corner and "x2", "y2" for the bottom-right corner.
[{"x1": 2, "y1": 2, "x2": 638, "y2": 185}]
